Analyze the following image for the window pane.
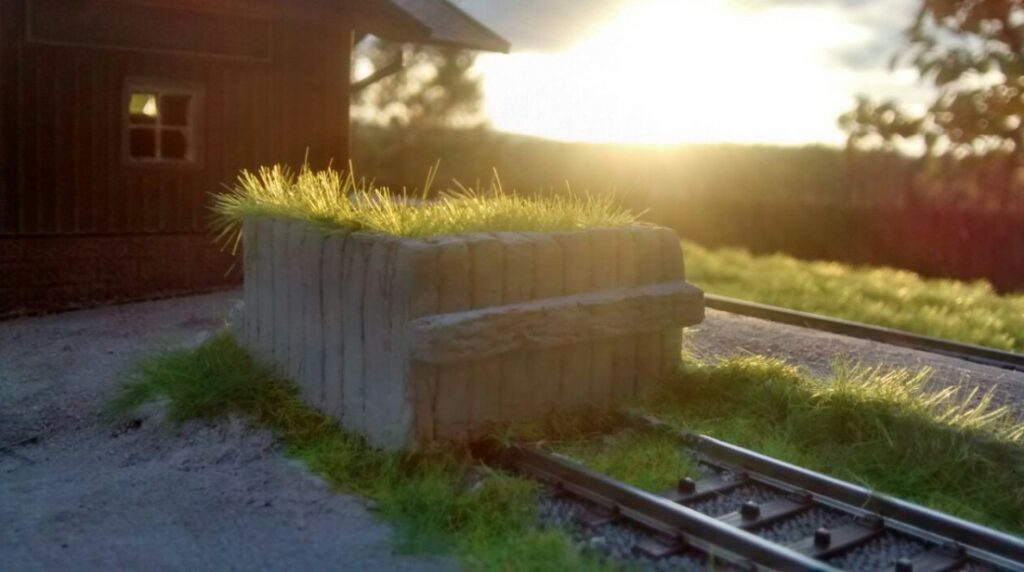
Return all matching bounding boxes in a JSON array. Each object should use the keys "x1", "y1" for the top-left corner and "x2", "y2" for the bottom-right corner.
[
  {"x1": 161, "y1": 129, "x2": 188, "y2": 160},
  {"x1": 129, "y1": 128, "x2": 157, "y2": 158},
  {"x1": 129, "y1": 93, "x2": 158, "y2": 125},
  {"x1": 161, "y1": 94, "x2": 191, "y2": 127}
]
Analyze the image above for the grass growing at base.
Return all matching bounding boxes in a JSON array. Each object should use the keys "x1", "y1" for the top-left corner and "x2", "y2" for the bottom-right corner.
[
  {"x1": 110, "y1": 331, "x2": 1024, "y2": 563},
  {"x1": 683, "y1": 240, "x2": 1024, "y2": 352},
  {"x1": 553, "y1": 430, "x2": 698, "y2": 492},
  {"x1": 558, "y1": 355, "x2": 1024, "y2": 534},
  {"x1": 211, "y1": 164, "x2": 637, "y2": 248},
  {"x1": 109, "y1": 332, "x2": 594, "y2": 571}
]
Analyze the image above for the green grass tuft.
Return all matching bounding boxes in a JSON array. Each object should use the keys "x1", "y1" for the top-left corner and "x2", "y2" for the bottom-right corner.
[
  {"x1": 211, "y1": 163, "x2": 637, "y2": 250},
  {"x1": 683, "y1": 240, "x2": 1024, "y2": 352},
  {"x1": 110, "y1": 331, "x2": 593, "y2": 571},
  {"x1": 553, "y1": 429, "x2": 698, "y2": 492}
]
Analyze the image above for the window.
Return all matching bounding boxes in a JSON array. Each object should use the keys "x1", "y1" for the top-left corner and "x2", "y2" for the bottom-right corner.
[{"x1": 124, "y1": 81, "x2": 202, "y2": 164}]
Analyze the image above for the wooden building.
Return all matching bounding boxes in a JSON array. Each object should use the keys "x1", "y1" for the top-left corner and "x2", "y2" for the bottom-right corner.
[{"x1": 0, "y1": 0, "x2": 508, "y2": 316}]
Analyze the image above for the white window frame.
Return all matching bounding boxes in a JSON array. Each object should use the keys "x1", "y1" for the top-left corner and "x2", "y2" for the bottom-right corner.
[{"x1": 122, "y1": 78, "x2": 204, "y2": 167}]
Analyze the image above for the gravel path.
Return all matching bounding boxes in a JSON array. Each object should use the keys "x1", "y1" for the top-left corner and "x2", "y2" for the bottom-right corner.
[
  {"x1": 0, "y1": 291, "x2": 455, "y2": 572},
  {"x1": 687, "y1": 308, "x2": 1024, "y2": 421}
]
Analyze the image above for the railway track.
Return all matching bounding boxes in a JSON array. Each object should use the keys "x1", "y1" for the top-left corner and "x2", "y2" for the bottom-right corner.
[
  {"x1": 703, "y1": 294, "x2": 1024, "y2": 374},
  {"x1": 506, "y1": 417, "x2": 1024, "y2": 571}
]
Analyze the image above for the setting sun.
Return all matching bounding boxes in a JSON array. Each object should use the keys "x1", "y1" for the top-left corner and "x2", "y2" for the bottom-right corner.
[{"x1": 476, "y1": 0, "x2": 874, "y2": 145}]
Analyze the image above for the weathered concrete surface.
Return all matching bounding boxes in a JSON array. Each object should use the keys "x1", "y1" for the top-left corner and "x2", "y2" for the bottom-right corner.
[
  {"x1": 407, "y1": 282, "x2": 704, "y2": 364},
  {"x1": 271, "y1": 219, "x2": 289, "y2": 369},
  {"x1": 301, "y1": 230, "x2": 325, "y2": 407},
  {"x1": 320, "y1": 233, "x2": 348, "y2": 421},
  {"x1": 255, "y1": 218, "x2": 276, "y2": 364},
  {"x1": 242, "y1": 219, "x2": 257, "y2": 348},
  {"x1": 0, "y1": 291, "x2": 455, "y2": 572},
  {"x1": 612, "y1": 229, "x2": 639, "y2": 401},
  {"x1": 530, "y1": 235, "x2": 565, "y2": 415},
  {"x1": 434, "y1": 239, "x2": 474, "y2": 441},
  {"x1": 497, "y1": 233, "x2": 534, "y2": 421},
  {"x1": 633, "y1": 227, "x2": 663, "y2": 395},
  {"x1": 286, "y1": 221, "x2": 306, "y2": 389},
  {"x1": 341, "y1": 234, "x2": 371, "y2": 436},
  {"x1": 399, "y1": 241, "x2": 442, "y2": 447},
  {"x1": 658, "y1": 227, "x2": 686, "y2": 376},
  {"x1": 590, "y1": 229, "x2": 619, "y2": 410},
  {"x1": 362, "y1": 239, "x2": 400, "y2": 448},
  {"x1": 554, "y1": 231, "x2": 594, "y2": 410},
  {"x1": 240, "y1": 221, "x2": 704, "y2": 449}
]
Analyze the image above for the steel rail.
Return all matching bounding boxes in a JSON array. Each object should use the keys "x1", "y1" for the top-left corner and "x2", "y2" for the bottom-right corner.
[
  {"x1": 632, "y1": 413, "x2": 1024, "y2": 572},
  {"x1": 508, "y1": 443, "x2": 839, "y2": 571},
  {"x1": 703, "y1": 294, "x2": 1024, "y2": 373}
]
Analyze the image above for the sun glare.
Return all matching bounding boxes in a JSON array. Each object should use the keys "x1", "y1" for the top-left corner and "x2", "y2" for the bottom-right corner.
[{"x1": 476, "y1": 0, "x2": 873, "y2": 145}]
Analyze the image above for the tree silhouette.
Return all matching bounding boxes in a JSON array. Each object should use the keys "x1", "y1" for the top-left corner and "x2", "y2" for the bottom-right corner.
[
  {"x1": 352, "y1": 38, "x2": 485, "y2": 129},
  {"x1": 840, "y1": 1, "x2": 1024, "y2": 203}
]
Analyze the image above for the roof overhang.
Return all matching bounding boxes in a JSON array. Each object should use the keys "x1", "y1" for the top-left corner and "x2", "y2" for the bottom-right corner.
[{"x1": 358, "y1": 0, "x2": 510, "y2": 53}]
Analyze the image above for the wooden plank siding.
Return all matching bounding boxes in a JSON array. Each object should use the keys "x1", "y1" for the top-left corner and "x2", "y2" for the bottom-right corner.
[{"x1": 0, "y1": 0, "x2": 352, "y2": 237}]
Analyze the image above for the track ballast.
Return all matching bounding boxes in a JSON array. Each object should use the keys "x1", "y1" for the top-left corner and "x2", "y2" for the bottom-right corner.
[{"x1": 508, "y1": 418, "x2": 1024, "y2": 571}]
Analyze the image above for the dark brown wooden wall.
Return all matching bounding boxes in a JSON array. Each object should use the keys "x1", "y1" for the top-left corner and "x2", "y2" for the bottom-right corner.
[{"x1": 1, "y1": 0, "x2": 352, "y2": 237}]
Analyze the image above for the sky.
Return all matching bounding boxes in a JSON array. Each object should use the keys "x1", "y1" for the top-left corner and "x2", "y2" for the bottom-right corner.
[{"x1": 447, "y1": 0, "x2": 931, "y2": 146}]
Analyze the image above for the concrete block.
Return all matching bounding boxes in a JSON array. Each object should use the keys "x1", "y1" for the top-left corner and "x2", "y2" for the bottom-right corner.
[
  {"x1": 496, "y1": 233, "x2": 535, "y2": 421},
  {"x1": 301, "y1": 228, "x2": 325, "y2": 409},
  {"x1": 395, "y1": 240, "x2": 441, "y2": 446},
  {"x1": 530, "y1": 235, "x2": 564, "y2": 415},
  {"x1": 611, "y1": 228, "x2": 638, "y2": 401},
  {"x1": 658, "y1": 227, "x2": 685, "y2": 377},
  {"x1": 242, "y1": 219, "x2": 256, "y2": 349},
  {"x1": 286, "y1": 221, "x2": 307, "y2": 387},
  {"x1": 407, "y1": 282, "x2": 704, "y2": 363},
  {"x1": 633, "y1": 226, "x2": 663, "y2": 395},
  {"x1": 341, "y1": 233, "x2": 372, "y2": 435},
  {"x1": 467, "y1": 236, "x2": 503, "y2": 435},
  {"x1": 362, "y1": 238, "x2": 399, "y2": 448},
  {"x1": 589, "y1": 228, "x2": 619, "y2": 408},
  {"x1": 271, "y1": 219, "x2": 290, "y2": 370},
  {"x1": 320, "y1": 233, "x2": 347, "y2": 421},
  {"x1": 434, "y1": 238, "x2": 473, "y2": 440},
  {"x1": 253, "y1": 219, "x2": 275, "y2": 363},
  {"x1": 553, "y1": 231, "x2": 593, "y2": 409},
  {"x1": 239, "y1": 220, "x2": 704, "y2": 450}
]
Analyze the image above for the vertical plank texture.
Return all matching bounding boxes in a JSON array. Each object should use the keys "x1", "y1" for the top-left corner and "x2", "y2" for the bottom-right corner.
[
  {"x1": 434, "y1": 238, "x2": 473, "y2": 440},
  {"x1": 496, "y1": 233, "x2": 535, "y2": 421},
  {"x1": 320, "y1": 232, "x2": 347, "y2": 422},
  {"x1": 554, "y1": 231, "x2": 594, "y2": 408},
  {"x1": 467, "y1": 236, "x2": 504, "y2": 434}
]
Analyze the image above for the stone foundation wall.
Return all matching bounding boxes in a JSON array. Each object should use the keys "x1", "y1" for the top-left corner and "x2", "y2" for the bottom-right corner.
[{"x1": 234, "y1": 218, "x2": 704, "y2": 449}]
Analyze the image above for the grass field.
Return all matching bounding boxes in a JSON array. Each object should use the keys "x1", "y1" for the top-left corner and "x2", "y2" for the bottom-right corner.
[
  {"x1": 212, "y1": 164, "x2": 636, "y2": 249},
  {"x1": 683, "y1": 241, "x2": 1024, "y2": 353}
]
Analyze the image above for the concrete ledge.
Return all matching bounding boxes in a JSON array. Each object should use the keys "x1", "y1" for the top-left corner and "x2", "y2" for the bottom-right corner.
[{"x1": 406, "y1": 282, "x2": 704, "y2": 364}]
